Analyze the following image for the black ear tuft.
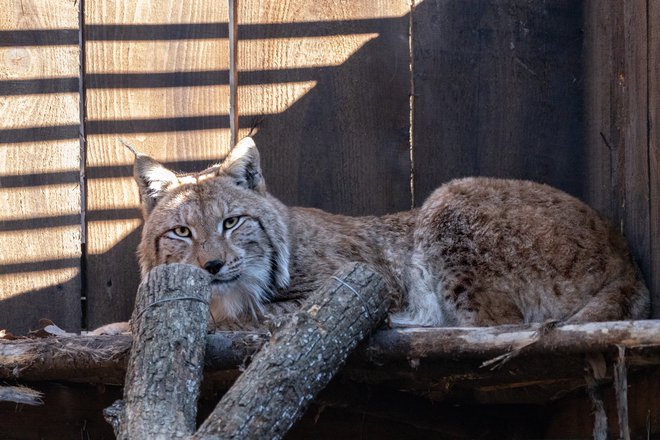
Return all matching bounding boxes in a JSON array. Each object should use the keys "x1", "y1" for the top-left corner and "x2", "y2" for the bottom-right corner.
[
  {"x1": 220, "y1": 137, "x2": 265, "y2": 191},
  {"x1": 134, "y1": 155, "x2": 178, "y2": 216}
]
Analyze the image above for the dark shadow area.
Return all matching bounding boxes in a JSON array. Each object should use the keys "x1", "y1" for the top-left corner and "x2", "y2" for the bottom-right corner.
[
  {"x1": 84, "y1": 228, "x2": 143, "y2": 330},
  {"x1": 0, "y1": 67, "x2": 333, "y2": 96},
  {"x1": 0, "y1": 382, "x2": 120, "y2": 439},
  {"x1": 0, "y1": 258, "x2": 79, "y2": 276},
  {"x1": 0, "y1": 208, "x2": 140, "y2": 232},
  {"x1": 0, "y1": 160, "x2": 219, "y2": 189},
  {"x1": 0, "y1": 272, "x2": 81, "y2": 334},
  {"x1": 0, "y1": 18, "x2": 398, "y2": 47},
  {"x1": 1, "y1": 116, "x2": 230, "y2": 143},
  {"x1": 412, "y1": 0, "x2": 585, "y2": 203},
  {"x1": 248, "y1": 16, "x2": 411, "y2": 217}
]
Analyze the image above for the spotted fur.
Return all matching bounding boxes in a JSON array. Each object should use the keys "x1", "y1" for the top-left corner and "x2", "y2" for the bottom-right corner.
[{"x1": 134, "y1": 137, "x2": 650, "y2": 327}]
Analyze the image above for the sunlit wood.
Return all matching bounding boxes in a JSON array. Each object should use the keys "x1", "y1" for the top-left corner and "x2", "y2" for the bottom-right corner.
[{"x1": 0, "y1": 0, "x2": 82, "y2": 332}]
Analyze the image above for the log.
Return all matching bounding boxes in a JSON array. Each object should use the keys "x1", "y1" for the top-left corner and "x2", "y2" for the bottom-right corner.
[
  {"x1": 0, "y1": 332, "x2": 268, "y2": 383},
  {"x1": 111, "y1": 263, "x2": 212, "y2": 439},
  {"x1": 0, "y1": 334, "x2": 132, "y2": 383},
  {"x1": 0, "y1": 320, "x2": 660, "y2": 384},
  {"x1": 3, "y1": 321, "x2": 660, "y2": 383},
  {"x1": 191, "y1": 262, "x2": 390, "y2": 440},
  {"x1": 362, "y1": 320, "x2": 660, "y2": 362}
]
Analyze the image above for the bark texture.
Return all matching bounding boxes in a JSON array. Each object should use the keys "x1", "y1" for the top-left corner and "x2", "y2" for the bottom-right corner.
[
  {"x1": 191, "y1": 262, "x2": 390, "y2": 440},
  {"x1": 3, "y1": 321, "x2": 660, "y2": 383},
  {"x1": 113, "y1": 263, "x2": 212, "y2": 439},
  {"x1": 362, "y1": 320, "x2": 660, "y2": 362}
]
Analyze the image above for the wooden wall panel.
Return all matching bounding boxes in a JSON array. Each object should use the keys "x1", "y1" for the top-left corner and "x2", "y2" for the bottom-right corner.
[
  {"x1": 582, "y1": 1, "x2": 614, "y2": 219},
  {"x1": 583, "y1": 0, "x2": 653, "y2": 309},
  {"x1": 84, "y1": 1, "x2": 231, "y2": 328},
  {"x1": 412, "y1": 0, "x2": 585, "y2": 205},
  {"x1": 237, "y1": 0, "x2": 411, "y2": 216},
  {"x1": 0, "y1": 0, "x2": 82, "y2": 333},
  {"x1": 649, "y1": 0, "x2": 660, "y2": 316}
]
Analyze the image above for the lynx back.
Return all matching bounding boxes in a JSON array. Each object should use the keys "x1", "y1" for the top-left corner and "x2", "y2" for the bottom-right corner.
[{"x1": 131, "y1": 137, "x2": 650, "y2": 328}]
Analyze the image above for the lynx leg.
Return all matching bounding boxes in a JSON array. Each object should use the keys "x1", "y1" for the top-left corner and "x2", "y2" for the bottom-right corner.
[
  {"x1": 565, "y1": 278, "x2": 650, "y2": 323},
  {"x1": 389, "y1": 262, "x2": 444, "y2": 327},
  {"x1": 90, "y1": 321, "x2": 131, "y2": 335}
]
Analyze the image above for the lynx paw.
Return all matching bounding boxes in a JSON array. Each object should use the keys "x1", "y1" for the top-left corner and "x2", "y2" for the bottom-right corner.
[
  {"x1": 90, "y1": 321, "x2": 131, "y2": 335},
  {"x1": 388, "y1": 311, "x2": 442, "y2": 328}
]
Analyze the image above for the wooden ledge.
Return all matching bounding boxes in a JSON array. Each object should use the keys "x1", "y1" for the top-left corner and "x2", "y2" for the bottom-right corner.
[{"x1": 2, "y1": 319, "x2": 660, "y2": 404}]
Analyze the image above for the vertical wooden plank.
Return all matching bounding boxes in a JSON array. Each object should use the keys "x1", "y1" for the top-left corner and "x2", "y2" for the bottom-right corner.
[
  {"x1": 649, "y1": 0, "x2": 660, "y2": 316},
  {"x1": 412, "y1": 0, "x2": 585, "y2": 204},
  {"x1": 582, "y1": 1, "x2": 614, "y2": 219},
  {"x1": 0, "y1": 0, "x2": 82, "y2": 333},
  {"x1": 228, "y1": 0, "x2": 239, "y2": 147},
  {"x1": 84, "y1": 1, "x2": 231, "y2": 328},
  {"x1": 618, "y1": 1, "x2": 651, "y2": 302},
  {"x1": 583, "y1": 0, "x2": 652, "y2": 304},
  {"x1": 237, "y1": 0, "x2": 411, "y2": 216}
]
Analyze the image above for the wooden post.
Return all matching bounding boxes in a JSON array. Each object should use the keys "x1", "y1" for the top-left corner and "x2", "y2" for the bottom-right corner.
[
  {"x1": 191, "y1": 262, "x2": 390, "y2": 440},
  {"x1": 108, "y1": 264, "x2": 212, "y2": 439}
]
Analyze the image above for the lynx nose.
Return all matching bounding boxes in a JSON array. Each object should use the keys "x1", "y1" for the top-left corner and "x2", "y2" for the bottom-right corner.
[{"x1": 203, "y1": 260, "x2": 225, "y2": 275}]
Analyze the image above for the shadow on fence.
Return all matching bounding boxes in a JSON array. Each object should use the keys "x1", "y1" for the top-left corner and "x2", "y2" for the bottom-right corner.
[{"x1": 1, "y1": 0, "x2": 590, "y2": 333}]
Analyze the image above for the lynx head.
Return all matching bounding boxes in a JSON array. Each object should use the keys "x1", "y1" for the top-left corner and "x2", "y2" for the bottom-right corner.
[{"x1": 134, "y1": 137, "x2": 290, "y2": 323}]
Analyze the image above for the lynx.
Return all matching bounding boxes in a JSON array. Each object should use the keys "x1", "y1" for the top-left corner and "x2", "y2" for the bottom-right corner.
[{"x1": 125, "y1": 137, "x2": 649, "y2": 329}]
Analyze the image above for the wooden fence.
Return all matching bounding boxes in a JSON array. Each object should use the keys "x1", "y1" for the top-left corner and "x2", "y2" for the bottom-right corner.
[{"x1": 1, "y1": 0, "x2": 658, "y2": 333}]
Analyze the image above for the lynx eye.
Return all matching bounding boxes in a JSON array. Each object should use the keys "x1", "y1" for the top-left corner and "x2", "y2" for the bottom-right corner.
[
  {"x1": 172, "y1": 226, "x2": 192, "y2": 238},
  {"x1": 223, "y1": 216, "x2": 240, "y2": 230}
]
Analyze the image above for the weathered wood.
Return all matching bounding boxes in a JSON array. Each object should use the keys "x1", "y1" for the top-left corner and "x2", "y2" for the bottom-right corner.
[
  {"x1": 362, "y1": 320, "x2": 660, "y2": 361},
  {"x1": 3, "y1": 320, "x2": 660, "y2": 383},
  {"x1": 113, "y1": 263, "x2": 211, "y2": 439},
  {"x1": 192, "y1": 263, "x2": 390, "y2": 440},
  {"x1": 83, "y1": 0, "x2": 232, "y2": 329},
  {"x1": 614, "y1": 346, "x2": 630, "y2": 440},
  {"x1": 0, "y1": 385, "x2": 43, "y2": 406},
  {"x1": 649, "y1": 0, "x2": 660, "y2": 317},
  {"x1": 0, "y1": 0, "x2": 82, "y2": 334},
  {"x1": 412, "y1": 0, "x2": 585, "y2": 205},
  {"x1": 583, "y1": 0, "x2": 652, "y2": 305},
  {"x1": 237, "y1": 0, "x2": 411, "y2": 216},
  {"x1": 0, "y1": 334, "x2": 131, "y2": 383},
  {"x1": 228, "y1": 0, "x2": 239, "y2": 147},
  {"x1": 0, "y1": 331, "x2": 268, "y2": 383}
]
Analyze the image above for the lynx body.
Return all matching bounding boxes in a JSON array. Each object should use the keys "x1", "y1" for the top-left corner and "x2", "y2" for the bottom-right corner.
[{"x1": 134, "y1": 137, "x2": 649, "y2": 327}]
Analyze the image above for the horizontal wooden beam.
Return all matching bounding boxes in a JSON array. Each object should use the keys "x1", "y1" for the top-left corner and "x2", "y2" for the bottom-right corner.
[
  {"x1": 363, "y1": 320, "x2": 660, "y2": 361},
  {"x1": 2, "y1": 320, "x2": 660, "y2": 404}
]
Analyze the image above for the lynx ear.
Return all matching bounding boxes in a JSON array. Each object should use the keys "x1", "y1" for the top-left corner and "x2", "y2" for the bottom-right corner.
[
  {"x1": 134, "y1": 155, "x2": 178, "y2": 216},
  {"x1": 220, "y1": 137, "x2": 265, "y2": 192}
]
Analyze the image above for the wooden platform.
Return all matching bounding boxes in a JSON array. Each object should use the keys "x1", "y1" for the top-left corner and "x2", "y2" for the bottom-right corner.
[{"x1": 2, "y1": 320, "x2": 660, "y2": 438}]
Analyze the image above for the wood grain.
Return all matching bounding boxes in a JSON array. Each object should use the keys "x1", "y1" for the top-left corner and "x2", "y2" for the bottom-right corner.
[
  {"x1": 412, "y1": 0, "x2": 585, "y2": 205},
  {"x1": 83, "y1": 0, "x2": 232, "y2": 328},
  {"x1": 583, "y1": 1, "x2": 652, "y2": 308},
  {"x1": 0, "y1": 0, "x2": 82, "y2": 333},
  {"x1": 649, "y1": 0, "x2": 660, "y2": 317},
  {"x1": 236, "y1": 0, "x2": 411, "y2": 216},
  {"x1": 617, "y1": 2, "x2": 651, "y2": 305},
  {"x1": 583, "y1": 0, "x2": 614, "y2": 219}
]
